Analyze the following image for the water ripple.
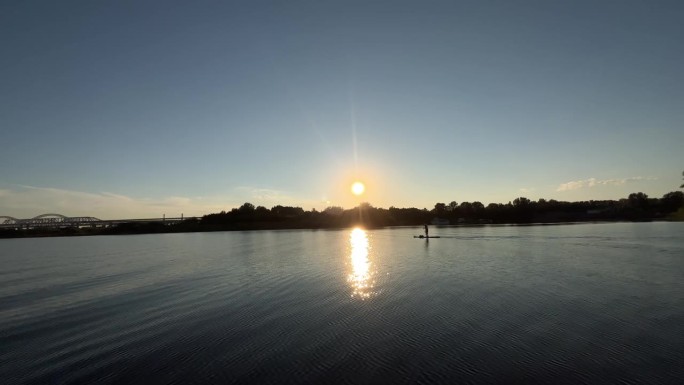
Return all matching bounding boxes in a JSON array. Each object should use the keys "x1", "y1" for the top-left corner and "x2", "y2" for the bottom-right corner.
[{"x1": 1, "y1": 224, "x2": 683, "y2": 384}]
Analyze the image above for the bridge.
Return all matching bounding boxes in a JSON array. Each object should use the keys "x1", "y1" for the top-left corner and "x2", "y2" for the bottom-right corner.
[{"x1": 0, "y1": 213, "x2": 196, "y2": 230}]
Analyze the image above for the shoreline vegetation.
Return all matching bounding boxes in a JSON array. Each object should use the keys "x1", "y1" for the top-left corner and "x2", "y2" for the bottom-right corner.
[{"x1": 2, "y1": 191, "x2": 683, "y2": 239}]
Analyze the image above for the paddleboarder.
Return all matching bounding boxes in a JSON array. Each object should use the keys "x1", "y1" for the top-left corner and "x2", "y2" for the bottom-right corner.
[{"x1": 424, "y1": 224, "x2": 429, "y2": 238}]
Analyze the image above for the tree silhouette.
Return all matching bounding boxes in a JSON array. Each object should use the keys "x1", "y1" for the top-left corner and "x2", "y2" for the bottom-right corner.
[
  {"x1": 189, "y1": 191, "x2": 684, "y2": 231},
  {"x1": 433, "y1": 203, "x2": 447, "y2": 217},
  {"x1": 239, "y1": 202, "x2": 255, "y2": 213},
  {"x1": 512, "y1": 197, "x2": 531, "y2": 207},
  {"x1": 10, "y1": 189, "x2": 684, "y2": 240},
  {"x1": 661, "y1": 191, "x2": 684, "y2": 213},
  {"x1": 627, "y1": 192, "x2": 649, "y2": 210},
  {"x1": 323, "y1": 206, "x2": 344, "y2": 216}
]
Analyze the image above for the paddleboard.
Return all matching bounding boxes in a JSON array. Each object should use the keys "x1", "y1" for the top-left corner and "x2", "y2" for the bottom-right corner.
[{"x1": 414, "y1": 235, "x2": 441, "y2": 238}]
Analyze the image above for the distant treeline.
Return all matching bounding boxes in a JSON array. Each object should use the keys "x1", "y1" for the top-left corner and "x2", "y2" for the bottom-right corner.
[
  {"x1": 197, "y1": 191, "x2": 684, "y2": 230},
  {"x1": 1, "y1": 191, "x2": 682, "y2": 238}
]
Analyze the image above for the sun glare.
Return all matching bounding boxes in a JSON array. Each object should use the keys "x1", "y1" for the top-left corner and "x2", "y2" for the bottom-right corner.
[
  {"x1": 349, "y1": 228, "x2": 374, "y2": 298},
  {"x1": 351, "y1": 181, "x2": 365, "y2": 196}
]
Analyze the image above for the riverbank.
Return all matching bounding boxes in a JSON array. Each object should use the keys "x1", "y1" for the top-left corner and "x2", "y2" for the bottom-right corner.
[{"x1": 2, "y1": 217, "x2": 681, "y2": 239}]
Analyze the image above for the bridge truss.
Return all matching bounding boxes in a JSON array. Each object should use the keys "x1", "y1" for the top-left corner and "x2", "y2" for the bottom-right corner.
[
  {"x1": 0, "y1": 214, "x2": 191, "y2": 230},
  {"x1": 0, "y1": 214, "x2": 103, "y2": 229}
]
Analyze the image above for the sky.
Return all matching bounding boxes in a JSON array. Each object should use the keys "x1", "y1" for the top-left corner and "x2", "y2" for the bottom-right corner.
[{"x1": 1, "y1": 0, "x2": 683, "y2": 219}]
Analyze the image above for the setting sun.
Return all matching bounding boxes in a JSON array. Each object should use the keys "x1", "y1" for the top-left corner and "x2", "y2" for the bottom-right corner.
[{"x1": 351, "y1": 181, "x2": 365, "y2": 196}]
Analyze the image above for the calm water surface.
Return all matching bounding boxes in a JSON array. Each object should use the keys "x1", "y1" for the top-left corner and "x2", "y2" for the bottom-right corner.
[{"x1": 1, "y1": 222, "x2": 683, "y2": 384}]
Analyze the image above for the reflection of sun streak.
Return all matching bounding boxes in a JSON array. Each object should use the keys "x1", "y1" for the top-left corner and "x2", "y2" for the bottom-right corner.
[{"x1": 348, "y1": 228, "x2": 375, "y2": 298}]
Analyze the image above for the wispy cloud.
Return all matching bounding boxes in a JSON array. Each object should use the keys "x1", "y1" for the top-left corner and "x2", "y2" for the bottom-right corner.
[
  {"x1": 235, "y1": 187, "x2": 291, "y2": 203},
  {"x1": 234, "y1": 186, "x2": 323, "y2": 208},
  {"x1": 519, "y1": 187, "x2": 534, "y2": 194},
  {"x1": 556, "y1": 176, "x2": 658, "y2": 192},
  {"x1": 0, "y1": 185, "x2": 236, "y2": 219},
  {"x1": 0, "y1": 185, "x2": 326, "y2": 219}
]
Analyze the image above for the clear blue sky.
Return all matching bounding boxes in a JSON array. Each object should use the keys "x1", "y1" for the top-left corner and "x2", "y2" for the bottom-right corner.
[{"x1": 1, "y1": 0, "x2": 682, "y2": 218}]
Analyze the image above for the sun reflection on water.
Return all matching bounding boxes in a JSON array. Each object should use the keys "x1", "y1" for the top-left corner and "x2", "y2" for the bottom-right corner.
[{"x1": 348, "y1": 228, "x2": 375, "y2": 299}]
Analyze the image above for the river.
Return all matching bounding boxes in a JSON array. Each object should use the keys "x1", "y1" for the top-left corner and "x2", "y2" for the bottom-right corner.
[{"x1": 1, "y1": 222, "x2": 682, "y2": 384}]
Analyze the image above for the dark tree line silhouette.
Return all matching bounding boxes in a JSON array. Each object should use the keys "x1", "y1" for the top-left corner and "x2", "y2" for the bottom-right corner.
[
  {"x1": 195, "y1": 191, "x2": 684, "y2": 230},
  {"x1": 2, "y1": 191, "x2": 682, "y2": 238}
]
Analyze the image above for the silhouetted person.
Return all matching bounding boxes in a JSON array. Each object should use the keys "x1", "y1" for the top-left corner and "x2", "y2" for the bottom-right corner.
[{"x1": 424, "y1": 224, "x2": 428, "y2": 238}]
